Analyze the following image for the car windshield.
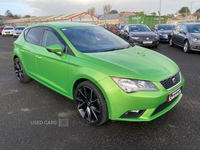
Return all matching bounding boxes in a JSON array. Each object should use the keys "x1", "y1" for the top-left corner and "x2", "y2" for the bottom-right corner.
[
  {"x1": 158, "y1": 25, "x2": 174, "y2": 30},
  {"x1": 129, "y1": 25, "x2": 151, "y2": 32},
  {"x1": 4, "y1": 28, "x2": 13, "y2": 30},
  {"x1": 187, "y1": 24, "x2": 200, "y2": 33},
  {"x1": 15, "y1": 27, "x2": 25, "y2": 30},
  {"x1": 61, "y1": 26, "x2": 130, "y2": 53}
]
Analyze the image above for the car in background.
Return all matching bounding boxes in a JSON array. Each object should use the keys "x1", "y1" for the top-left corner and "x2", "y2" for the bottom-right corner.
[
  {"x1": 152, "y1": 24, "x2": 174, "y2": 42},
  {"x1": 116, "y1": 24, "x2": 126, "y2": 36},
  {"x1": 13, "y1": 22, "x2": 184, "y2": 126},
  {"x1": 169, "y1": 23, "x2": 200, "y2": 53},
  {"x1": 120, "y1": 24, "x2": 160, "y2": 47},
  {"x1": 2, "y1": 26, "x2": 14, "y2": 36},
  {"x1": 13, "y1": 26, "x2": 26, "y2": 38},
  {"x1": 0, "y1": 26, "x2": 4, "y2": 35}
]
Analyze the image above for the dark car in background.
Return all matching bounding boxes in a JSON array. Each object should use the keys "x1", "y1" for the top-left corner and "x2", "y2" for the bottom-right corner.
[
  {"x1": 0, "y1": 27, "x2": 4, "y2": 35},
  {"x1": 169, "y1": 23, "x2": 200, "y2": 53},
  {"x1": 13, "y1": 26, "x2": 26, "y2": 38},
  {"x1": 120, "y1": 24, "x2": 159, "y2": 47},
  {"x1": 152, "y1": 24, "x2": 174, "y2": 42},
  {"x1": 116, "y1": 24, "x2": 126, "y2": 36}
]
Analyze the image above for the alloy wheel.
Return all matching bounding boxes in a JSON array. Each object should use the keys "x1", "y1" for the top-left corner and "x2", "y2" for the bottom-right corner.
[
  {"x1": 75, "y1": 86, "x2": 101, "y2": 124},
  {"x1": 14, "y1": 59, "x2": 24, "y2": 81},
  {"x1": 183, "y1": 42, "x2": 188, "y2": 52}
]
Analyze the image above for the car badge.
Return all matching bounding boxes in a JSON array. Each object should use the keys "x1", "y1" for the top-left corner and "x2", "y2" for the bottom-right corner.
[{"x1": 172, "y1": 78, "x2": 176, "y2": 84}]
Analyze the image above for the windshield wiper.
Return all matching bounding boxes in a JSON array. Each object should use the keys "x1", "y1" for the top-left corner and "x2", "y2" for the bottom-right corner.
[{"x1": 104, "y1": 44, "x2": 132, "y2": 52}]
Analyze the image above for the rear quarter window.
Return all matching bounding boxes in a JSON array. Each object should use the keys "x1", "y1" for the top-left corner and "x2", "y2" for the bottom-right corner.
[{"x1": 25, "y1": 27, "x2": 43, "y2": 45}]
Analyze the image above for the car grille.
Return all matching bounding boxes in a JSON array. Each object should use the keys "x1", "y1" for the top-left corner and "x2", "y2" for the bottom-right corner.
[
  {"x1": 139, "y1": 37, "x2": 155, "y2": 40},
  {"x1": 160, "y1": 72, "x2": 181, "y2": 90}
]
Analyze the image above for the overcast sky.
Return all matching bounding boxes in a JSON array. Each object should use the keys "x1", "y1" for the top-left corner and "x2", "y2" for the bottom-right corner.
[{"x1": 0, "y1": 0, "x2": 200, "y2": 17}]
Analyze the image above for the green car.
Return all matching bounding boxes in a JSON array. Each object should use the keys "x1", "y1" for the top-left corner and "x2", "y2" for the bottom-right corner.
[{"x1": 13, "y1": 23, "x2": 185, "y2": 126}]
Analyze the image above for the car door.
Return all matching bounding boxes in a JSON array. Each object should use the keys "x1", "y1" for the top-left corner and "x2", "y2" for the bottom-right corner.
[
  {"x1": 36, "y1": 27, "x2": 70, "y2": 95},
  {"x1": 177, "y1": 24, "x2": 187, "y2": 46},
  {"x1": 21, "y1": 27, "x2": 43, "y2": 79},
  {"x1": 172, "y1": 24, "x2": 182, "y2": 44}
]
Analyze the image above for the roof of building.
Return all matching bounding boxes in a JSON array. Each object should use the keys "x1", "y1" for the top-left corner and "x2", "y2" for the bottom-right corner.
[
  {"x1": 99, "y1": 14, "x2": 119, "y2": 20},
  {"x1": 0, "y1": 15, "x2": 14, "y2": 21}
]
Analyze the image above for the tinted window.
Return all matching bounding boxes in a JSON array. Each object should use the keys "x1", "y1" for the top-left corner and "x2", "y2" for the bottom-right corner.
[
  {"x1": 42, "y1": 29, "x2": 66, "y2": 52},
  {"x1": 15, "y1": 27, "x2": 25, "y2": 30},
  {"x1": 158, "y1": 25, "x2": 174, "y2": 30},
  {"x1": 129, "y1": 25, "x2": 151, "y2": 32},
  {"x1": 187, "y1": 24, "x2": 200, "y2": 33},
  {"x1": 4, "y1": 28, "x2": 13, "y2": 30},
  {"x1": 24, "y1": 29, "x2": 29, "y2": 37},
  {"x1": 61, "y1": 27, "x2": 129, "y2": 53},
  {"x1": 26, "y1": 27, "x2": 43, "y2": 45},
  {"x1": 180, "y1": 25, "x2": 186, "y2": 31}
]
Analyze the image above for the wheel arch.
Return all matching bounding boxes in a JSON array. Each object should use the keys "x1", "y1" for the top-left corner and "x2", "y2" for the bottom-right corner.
[{"x1": 72, "y1": 77, "x2": 112, "y2": 118}]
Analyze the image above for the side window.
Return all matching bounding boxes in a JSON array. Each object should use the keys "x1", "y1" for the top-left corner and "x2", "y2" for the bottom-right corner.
[
  {"x1": 24, "y1": 29, "x2": 29, "y2": 38},
  {"x1": 26, "y1": 27, "x2": 43, "y2": 45},
  {"x1": 42, "y1": 29, "x2": 66, "y2": 52},
  {"x1": 180, "y1": 25, "x2": 186, "y2": 31},
  {"x1": 175, "y1": 25, "x2": 182, "y2": 31}
]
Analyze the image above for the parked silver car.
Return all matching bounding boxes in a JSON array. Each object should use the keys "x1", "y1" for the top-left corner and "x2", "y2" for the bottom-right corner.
[{"x1": 13, "y1": 26, "x2": 26, "y2": 38}]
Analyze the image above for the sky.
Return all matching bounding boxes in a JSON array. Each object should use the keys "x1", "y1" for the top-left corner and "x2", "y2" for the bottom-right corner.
[{"x1": 0, "y1": 0, "x2": 200, "y2": 17}]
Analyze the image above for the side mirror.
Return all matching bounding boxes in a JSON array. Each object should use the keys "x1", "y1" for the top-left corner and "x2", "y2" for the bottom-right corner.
[
  {"x1": 46, "y1": 44, "x2": 63, "y2": 56},
  {"x1": 179, "y1": 30, "x2": 186, "y2": 34}
]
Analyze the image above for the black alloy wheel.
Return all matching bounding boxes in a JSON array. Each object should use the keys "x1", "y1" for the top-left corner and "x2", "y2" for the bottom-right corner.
[
  {"x1": 14, "y1": 58, "x2": 31, "y2": 83},
  {"x1": 74, "y1": 81, "x2": 108, "y2": 126}
]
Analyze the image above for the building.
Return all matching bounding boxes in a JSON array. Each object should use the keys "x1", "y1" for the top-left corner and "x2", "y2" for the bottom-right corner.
[
  {"x1": 3, "y1": 12, "x2": 98, "y2": 27},
  {"x1": 98, "y1": 11, "x2": 136, "y2": 25},
  {"x1": 0, "y1": 15, "x2": 14, "y2": 26}
]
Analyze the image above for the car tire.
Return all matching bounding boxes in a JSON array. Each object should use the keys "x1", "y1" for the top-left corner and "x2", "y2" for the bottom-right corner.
[
  {"x1": 74, "y1": 81, "x2": 108, "y2": 126},
  {"x1": 183, "y1": 40, "x2": 190, "y2": 53},
  {"x1": 14, "y1": 57, "x2": 31, "y2": 83},
  {"x1": 169, "y1": 36, "x2": 174, "y2": 47},
  {"x1": 2, "y1": 34, "x2": 4, "y2": 36}
]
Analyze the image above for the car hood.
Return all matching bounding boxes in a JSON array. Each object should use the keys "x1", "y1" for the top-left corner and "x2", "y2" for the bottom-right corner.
[
  {"x1": 158, "y1": 30, "x2": 172, "y2": 34},
  {"x1": 13, "y1": 30, "x2": 23, "y2": 33},
  {"x1": 80, "y1": 46, "x2": 179, "y2": 81},
  {"x1": 188, "y1": 33, "x2": 200, "y2": 38},
  {"x1": 3, "y1": 30, "x2": 13, "y2": 32},
  {"x1": 130, "y1": 31, "x2": 158, "y2": 37}
]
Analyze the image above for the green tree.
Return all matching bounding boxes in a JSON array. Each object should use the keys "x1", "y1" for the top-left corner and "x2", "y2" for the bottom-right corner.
[
  {"x1": 5, "y1": 10, "x2": 13, "y2": 17},
  {"x1": 135, "y1": 11, "x2": 145, "y2": 15},
  {"x1": 196, "y1": 8, "x2": 200, "y2": 13},
  {"x1": 182, "y1": 13, "x2": 185, "y2": 17},
  {"x1": 109, "y1": 10, "x2": 118, "y2": 14},
  {"x1": 23, "y1": 15, "x2": 31, "y2": 18},
  {"x1": 151, "y1": 12, "x2": 156, "y2": 16},
  {"x1": 179, "y1": 7, "x2": 190, "y2": 14}
]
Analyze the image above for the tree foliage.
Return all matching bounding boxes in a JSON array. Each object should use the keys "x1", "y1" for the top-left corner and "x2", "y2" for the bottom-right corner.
[
  {"x1": 135, "y1": 12, "x2": 145, "y2": 15},
  {"x1": 109, "y1": 10, "x2": 118, "y2": 14},
  {"x1": 179, "y1": 7, "x2": 190, "y2": 14},
  {"x1": 23, "y1": 15, "x2": 31, "y2": 18},
  {"x1": 182, "y1": 13, "x2": 186, "y2": 17},
  {"x1": 151, "y1": 12, "x2": 156, "y2": 16},
  {"x1": 196, "y1": 8, "x2": 200, "y2": 13},
  {"x1": 87, "y1": 7, "x2": 96, "y2": 15},
  {"x1": 5, "y1": 10, "x2": 13, "y2": 17},
  {"x1": 103, "y1": 4, "x2": 112, "y2": 15}
]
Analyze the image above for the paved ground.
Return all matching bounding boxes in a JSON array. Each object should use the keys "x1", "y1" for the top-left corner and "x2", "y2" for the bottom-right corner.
[{"x1": 0, "y1": 36, "x2": 200, "y2": 150}]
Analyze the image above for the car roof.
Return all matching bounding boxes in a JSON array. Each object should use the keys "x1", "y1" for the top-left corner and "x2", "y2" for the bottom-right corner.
[
  {"x1": 4, "y1": 26, "x2": 14, "y2": 28},
  {"x1": 15, "y1": 26, "x2": 26, "y2": 28},
  {"x1": 27, "y1": 22, "x2": 96, "y2": 29},
  {"x1": 183, "y1": 23, "x2": 200, "y2": 25},
  {"x1": 128, "y1": 24, "x2": 147, "y2": 26},
  {"x1": 156, "y1": 24, "x2": 174, "y2": 26}
]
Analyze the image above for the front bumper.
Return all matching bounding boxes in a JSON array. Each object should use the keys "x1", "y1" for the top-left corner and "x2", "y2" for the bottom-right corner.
[
  {"x1": 189, "y1": 42, "x2": 200, "y2": 51},
  {"x1": 2, "y1": 32, "x2": 13, "y2": 35},
  {"x1": 131, "y1": 38, "x2": 160, "y2": 47},
  {"x1": 159, "y1": 34, "x2": 169, "y2": 42},
  {"x1": 97, "y1": 75, "x2": 185, "y2": 122}
]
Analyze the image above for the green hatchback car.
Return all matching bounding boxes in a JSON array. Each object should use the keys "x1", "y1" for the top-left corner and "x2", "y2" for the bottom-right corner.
[{"x1": 13, "y1": 23, "x2": 185, "y2": 125}]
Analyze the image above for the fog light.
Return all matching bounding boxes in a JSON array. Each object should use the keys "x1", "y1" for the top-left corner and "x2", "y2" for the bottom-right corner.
[{"x1": 120, "y1": 110, "x2": 146, "y2": 118}]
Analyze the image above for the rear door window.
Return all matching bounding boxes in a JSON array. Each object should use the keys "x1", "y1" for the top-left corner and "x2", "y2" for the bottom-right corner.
[{"x1": 26, "y1": 27, "x2": 43, "y2": 45}]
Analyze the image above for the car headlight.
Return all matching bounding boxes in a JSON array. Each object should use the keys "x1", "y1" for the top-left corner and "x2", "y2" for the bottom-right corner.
[
  {"x1": 192, "y1": 38, "x2": 199, "y2": 42},
  {"x1": 155, "y1": 36, "x2": 159, "y2": 39},
  {"x1": 111, "y1": 77, "x2": 159, "y2": 93},
  {"x1": 132, "y1": 37, "x2": 139, "y2": 40}
]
